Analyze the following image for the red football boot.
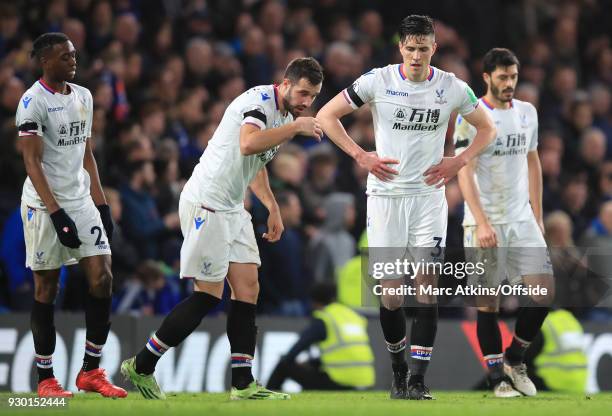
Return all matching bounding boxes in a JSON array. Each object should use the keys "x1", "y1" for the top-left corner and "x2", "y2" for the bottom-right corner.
[
  {"x1": 76, "y1": 368, "x2": 127, "y2": 398},
  {"x1": 38, "y1": 378, "x2": 74, "y2": 398}
]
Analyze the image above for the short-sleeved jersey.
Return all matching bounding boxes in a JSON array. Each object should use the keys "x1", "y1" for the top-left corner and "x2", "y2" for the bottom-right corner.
[
  {"x1": 16, "y1": 80, "x2": 93, "y2": 210},
  {"x1": 453, "y1": 98, "x2": 539, "y2": 225},
  {"x1": 181, "y1": 84, "x2": 293, "y2": 211},
  {"x1": 343, "y1": 65, "x2": 479, "y2": 196}
]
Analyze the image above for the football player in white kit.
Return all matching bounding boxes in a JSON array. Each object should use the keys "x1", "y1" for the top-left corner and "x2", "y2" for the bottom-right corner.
[
  {"x1": 454, "y1": 48, "x2": 554, "y2": 398},
  {"x1": 317, "y1": 15, "x2": 496, "y2": 400},
  {"x1": 16, "y1": 33, "x2": 126, "y2": 398},
  {"x1": 121, "y1": 58, "x2": 324, "y2": 400}
]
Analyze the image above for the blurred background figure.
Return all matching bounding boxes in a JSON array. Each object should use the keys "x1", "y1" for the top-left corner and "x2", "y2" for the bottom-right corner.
[
  {"x1": 267, "y1": 283, "x2": 375, "y2": 391},
  {"x1": 307, "y1": 193, "x2": 356, "y2": 284}
]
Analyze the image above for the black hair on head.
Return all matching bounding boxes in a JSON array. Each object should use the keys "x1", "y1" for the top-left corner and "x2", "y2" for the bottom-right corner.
[
  {"x1": 398, "y1": 15, "x2": 435, "y2": 42},
  {"x1": 30, "y1": 32, "x2": 70, "y2": 59},
  {"x1": 284, "y1": 57, "x2": 324, "y2": 86},
  {"x1": 310, "y1": 283, "x2": 337, "y2": 306},
  {"x1": 482, "y1": 48, "x2": 520, "y2": 74}
]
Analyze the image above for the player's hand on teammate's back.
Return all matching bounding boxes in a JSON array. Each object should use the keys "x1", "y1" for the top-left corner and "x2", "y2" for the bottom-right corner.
[
  {"x1": 424, "y1": 156, "x2": 467, "y2": 187},
  {"x1": 97, "y1": 204, "x2": 114, "y2": 244},
  {"x1": 293, "y1": 117, "x2": 323, "y2": 141},
  {"x1": 263, "y1": 209, "x2": 284, "y2": 243},
  {"x1": 50, "y1": 208, "x2": 82, "y2": 248},
  {"x1": 356, "y1": 151, "x2": 399, "y2": 181},
  {"x1": 477, "y1": 222, "x2": 498, "y2": 248}
]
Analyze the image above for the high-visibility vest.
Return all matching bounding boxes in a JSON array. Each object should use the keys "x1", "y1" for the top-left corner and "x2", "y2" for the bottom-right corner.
[
  {"x1": 534, "y1": 309, "x2": 587, "y2": 393},
  {"x1": 313, "y1": 303, "x2": 375, "y2": 388},
  {"x1": 337, "y1": 256, "x2": 362, "y2": 307}
]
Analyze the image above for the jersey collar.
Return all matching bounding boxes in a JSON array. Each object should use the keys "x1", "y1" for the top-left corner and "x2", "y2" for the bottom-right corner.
[
  {"x1": 398, "y1": 64, "x2": 434, "y2": 82},
  {"x1": 38, "y1": 78, "x2": 58, "y2": 94},
  {"x1": 481, "y1": 96, "x2": 513, "y2": 110},
  {"x1": 38, "y1": 78, "x2": 71, "y2": 95}
]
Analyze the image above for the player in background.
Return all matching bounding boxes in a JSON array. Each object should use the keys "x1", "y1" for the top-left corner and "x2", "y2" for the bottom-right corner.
[
  {"x1": 454, "y1": 48, "x2": 555, "y2": 397},
  {"x1": 16, "y1": 33, "x2": 126, "y2": 398},
  {"x1": 121, "y1": 58, "x2": 324, "y2": 400},
  {"x1": 317, "y1": 15, "x2": 496, "y2": 400}
]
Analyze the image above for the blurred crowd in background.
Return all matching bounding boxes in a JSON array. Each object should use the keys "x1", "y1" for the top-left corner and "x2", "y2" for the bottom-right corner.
[{"x1": 0, "y1": 0, "x2": 610, "y2": 319}]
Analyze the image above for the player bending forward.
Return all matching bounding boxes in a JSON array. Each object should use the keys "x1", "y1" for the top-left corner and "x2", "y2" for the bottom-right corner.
[
  {"x1": 455, "y1": 48, "x2": 554, "y2": 397},
  {"x1": 121, "y1": 57, "x2": 324, "y2": 400}
]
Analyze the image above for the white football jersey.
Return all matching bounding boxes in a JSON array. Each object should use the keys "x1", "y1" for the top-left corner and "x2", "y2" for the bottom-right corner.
[
  {"x1": 343, "y1": 65, "x2": 479, "y2": 196},
  {"x1": 16, "y1": 79, "x2": 93, "y2": 210},
  {"x1": 182, "y1": 85, "x2": 293, "y2": 211},
  {"x1": 453, "y1": 98, "x2": 539, "y2": 225}
]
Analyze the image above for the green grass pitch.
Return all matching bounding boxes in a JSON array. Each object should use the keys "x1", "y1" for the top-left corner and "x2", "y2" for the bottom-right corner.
[{"x1": 1, "y1": 391, "x2": 611, "y2": 416}]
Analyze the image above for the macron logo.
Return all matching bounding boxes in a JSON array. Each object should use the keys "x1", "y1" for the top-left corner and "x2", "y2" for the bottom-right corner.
[
  {"x1": 194, "y1": 217, "x2": 205, "y2": 230},
  {"x1": 386, "y1": 89, "x2": 409, "y2": 97},
  {"x1": 261, "y1": 92, "x2": 271, "y2": 101},
  {"x1": 22, "y1": 97, "x2": 32, "y2": 108}
]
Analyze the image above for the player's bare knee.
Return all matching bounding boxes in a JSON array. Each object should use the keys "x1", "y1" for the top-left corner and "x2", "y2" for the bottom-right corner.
[
  {"x1": 529, "y1": 284, "x2": 554, "y2": 307},
  {"x1": 524, "y1": 274, "x2": 555, "y2": 306},
  {"x1": 90, "y1": 270, "x2": 113, "y2": 298},
  {"x1": 34, "y1": 281, "x2": 59, "y2": 303},
  {"x1": 476, "y1": 295, "x2": 499, "y2": 311},
  {"x1": 233, "y1": 277, "x2": 259, "y2": 303},
  {"x1": 381, "y1": 294, "x2": 404, "y2": 310}
]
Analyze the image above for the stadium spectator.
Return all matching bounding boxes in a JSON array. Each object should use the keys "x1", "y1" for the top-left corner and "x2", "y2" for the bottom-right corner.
[
  {"x1": 259, "y1": 190, "x2": 308, "y2": 316},
  {"x1": 579, "y1": 200, "x2": 612, "y2": 249},
  {"x1": 559, "y1": 173, "x2": 590, "y2": 240},
  {"x1": 102, "y1": 187, "x2": 139, "y2": 286},
  {"x1": 301, "y1": 144, "x2": 338, "y2": 224},
  {"x1": 576, "y1": 127, "x2": 607, "y2": 193},
  {"x1": 112, "y1": 260, "x2": 182, "y2": 316},
  {"x1": 119, "y1": 160, "x2": 180, "y2": 260},
  {"x1": 307, "y1": 192, "x2": 356, "y2": 283}
]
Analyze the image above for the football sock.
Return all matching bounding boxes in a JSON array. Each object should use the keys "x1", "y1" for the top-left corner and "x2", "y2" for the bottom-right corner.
[
  {"x1": 135, "y1": 292, "x2": 221, "y2": 375},
  {"x1": 477, "y1": 310, "x2": 504, "y2": 383},
  {"x1": 31, "y1": 300, "x2": 55, "y2": 382},
  {"x1": 409, "y1": 305, "x2": 438, "y2": 385},
  {"x1": 227, "y1": 300, "x2": 257, "y2": 389},
  {"x1": 379, "y1": 306, "x2": 407, "y2": 373},
  {"x1": 82, "y1": 295, "x2": 111, "y2": 371},
  {"x1": 505, "y1": 307, "x2": 549, "y2": 365}
]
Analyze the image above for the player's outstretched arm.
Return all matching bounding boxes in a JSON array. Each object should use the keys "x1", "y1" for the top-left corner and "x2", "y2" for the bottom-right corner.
[
  {"x1": 527, "y1": 150, "x2": 544, "y2": 233},
  {"x1": 317, "y1": 93, "x2": 398, "y2": 181},
  {"x1": 424, "y1": 106, "x2": 496, "y2": 186},
  {"x1": 239, "y1": 117, "x2": 322, "y2": 156},
  {"x1": 457, "y1": 159, "x2": 497, "y2": 248},
  {"x1": 248, "y1": 167, "x2": 283, "y2": 242}
]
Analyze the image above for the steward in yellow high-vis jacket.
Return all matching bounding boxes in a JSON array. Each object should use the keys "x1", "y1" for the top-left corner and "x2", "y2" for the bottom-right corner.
[{"x1": 267, "y1": 283, "x2": 375, "y2": 390}]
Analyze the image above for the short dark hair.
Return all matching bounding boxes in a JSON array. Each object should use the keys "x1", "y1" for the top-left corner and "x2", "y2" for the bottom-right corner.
[
  {"x1": 482, "y1": 48, "x2": 520, "y2": 74},
  {"x1": 31, "y1": 32, "x2": 70, "y2": 59},
  {"x1": 284, "y1": 57, "x2": 324, "y2": 86},
  {"x1": 310, "y1": 283, "x2": 337, "y2": 306},
  {"x1": 398, "y1": 15, "x2": 435, "y2": 42}
]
